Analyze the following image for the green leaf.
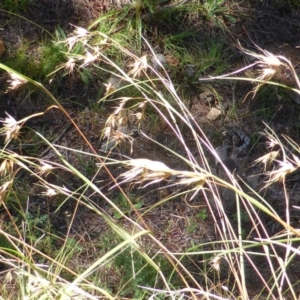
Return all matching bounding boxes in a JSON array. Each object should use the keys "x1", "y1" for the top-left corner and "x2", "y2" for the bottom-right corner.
[
  {"x1": 134, "y1": 202, "x2": 143, "y2": 209},
  {"x1": 79, "y1": 71, "x2": 90, "y2": 85},
  {"x1": 113, "y1": 212, "x2": 123, "y2": 219}
]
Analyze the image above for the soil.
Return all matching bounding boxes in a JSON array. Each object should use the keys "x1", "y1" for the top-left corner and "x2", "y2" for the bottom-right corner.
[{"x1": 1, "y1": 0, "x2": 300, "y2": 298}]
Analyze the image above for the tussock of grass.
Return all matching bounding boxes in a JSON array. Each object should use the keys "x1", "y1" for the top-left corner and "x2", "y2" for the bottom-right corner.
[{"x1": 1, "y1": 3, "x2": 300, "y2": 299}]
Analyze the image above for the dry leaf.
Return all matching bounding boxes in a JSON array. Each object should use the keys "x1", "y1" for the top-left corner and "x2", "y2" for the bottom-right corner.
[{"x1": 0, "y1": 39, "x2": 5, "y2": 57}]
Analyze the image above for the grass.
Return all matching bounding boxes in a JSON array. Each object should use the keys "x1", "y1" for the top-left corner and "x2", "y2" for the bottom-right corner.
[
  {"x1": 275, "y1": 0, "x2": 300, "y2": 8},
  {"x1": 1, "y1": 1, "x2": 300, "y2": 299},
  {"x1": 0, "y1": 0, "x2": 233, "y2": 106},
  {"x1": 1, "y1": 0, "x2": 30, "y2": 13},
  {"x1": 0, "y1": 41, "x2": 299, "y2": 299}
]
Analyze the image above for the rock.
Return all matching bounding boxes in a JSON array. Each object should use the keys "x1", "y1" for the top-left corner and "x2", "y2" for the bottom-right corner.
[
  {"x1": 151, "y1": 54, "x2": 168, "y2": 70},
  {"x1": 183, "y1": 64, "x2": 196, "y2": 78},
  {"x1": 106, "y1": 75, "x2": 123, "y2": 90},
  {"x1": 231, "y1": 147, "x2": 248, "y2": 171},
  {"x1": 206, "y1": 107, "x2": 221, "y2": 121},
  {"x1": 200, "y1": 91, "x2": 215, "y2": 105},
  {"x1": 215, "y1": 145, "x2": 231, "y2": 167},
  {"x1": 245, "y1": 173, "x2": 261, "y2": 191},
  {"x1": 217, "y1": 159, "x2": 240, "y2": 215}
]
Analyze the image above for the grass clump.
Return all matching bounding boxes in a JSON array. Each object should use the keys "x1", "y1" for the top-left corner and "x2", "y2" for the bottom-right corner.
[
  {"x1": 1, "y1": 2, "x2": 300, "y2": 299},
  {"x1": 0, "y1": 0, "x2": 30, "y2": 12},
  {"x1": 4, "y1": 39, "x2": 65, "y2": 81}
]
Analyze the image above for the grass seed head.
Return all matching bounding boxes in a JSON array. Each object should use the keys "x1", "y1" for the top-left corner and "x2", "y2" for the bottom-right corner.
[
  {"x1": 6, "y1": 73, "x2": 27, "y2": 92},
  {"x1": 266, "y1": 160, "x2": 297, "y2": 184},
  {"x1": 65, "y1": 57, "x2": 76, "y2": 74},
  {"x1": 36, "y1": 161, "x2": 54, "y2": 177},
  {"x1": 0, "y1": 159, "x2": 14, "y2": 177},
  {"x1": 128, "y1": 55, "x2": 148, "y2": 78},
  {"x1": 42, "y1": 188, "x2": 57, "y2": 197},
  {"x1": 211, "y1": 255, "x2": 222, "y2": 272},
  {"x1": 0, "y1": 113, "x2": 22, "y2": 143},
  {"x1": 0, "y1": 181, "x2": 12, "y2": 203},
  {"x1": 254, "y1": 151, "x2": 280, "y2": 172},
  {"x1": 120, "y1": 159, "x2": 173, "y2": 185}
]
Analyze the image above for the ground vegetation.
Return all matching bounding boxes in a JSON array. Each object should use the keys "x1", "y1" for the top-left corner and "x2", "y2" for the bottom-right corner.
[{"x1": 0, "y1": 0, "x2": 300, "y2": 299}]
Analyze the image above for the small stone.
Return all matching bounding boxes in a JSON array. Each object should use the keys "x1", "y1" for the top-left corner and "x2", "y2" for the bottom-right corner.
[
  {"x1": 184, "y1": 64, "x2": 196, "y2": 78},
  {"x1": 106, "y1": 75, "x2": 123, "y2": 90},
  {"x1": 100, "y1": 139, "x2": 117, "y2": 153},
  {"x1": 292, "y1": 192, "x2": 300, "y2": 203},
  {"x1": 206, "y1": 107, "x2": 221, "y2": 121},
  {"x1": 151, "y1": 54, "x2": 167, "y2": 70},
  {"x1": 231, "y1": 147, "x2": 248, "y2": 171},
  {"x1": 245, "y1": 173, "x2": 261, "y2": 191},
  {"x1": 215, "y1": 145, "x2": 231, "y2": 167},
  {"x1": 199, "y1": 92, "x2": 215, "y2": 105}
]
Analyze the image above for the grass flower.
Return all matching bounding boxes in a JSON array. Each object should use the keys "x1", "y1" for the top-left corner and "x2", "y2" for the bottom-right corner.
[
  {"x1": 6, "y1": 72, "x2": 27, "y2": 92},
  {"x1": 0, "y1": 113, "x2": 23, "y2": 143}
]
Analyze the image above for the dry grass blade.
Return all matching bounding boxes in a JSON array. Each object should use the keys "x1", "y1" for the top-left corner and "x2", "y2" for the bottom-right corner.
[{"x1": 2, "y1": 12, "x2": 300, "y2": 298}]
